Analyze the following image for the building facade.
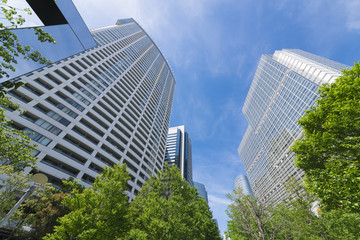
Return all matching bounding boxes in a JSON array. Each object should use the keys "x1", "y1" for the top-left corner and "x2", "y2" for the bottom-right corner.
[
  {"x1": 193, "y1": 181, "x2": 208, "y2": 203},
  {"x1": 234, "y1": 175, "x2": 253, "y2": 196},
  {"x1": 238, "y1": 49, "x2": 349, "y2": 204},
  {"x1": 164, "y1": 125, "x2": 193, "y2": 185},
  {"x1": 5, "y1": 18, "x2": 175, "y2": 200}
]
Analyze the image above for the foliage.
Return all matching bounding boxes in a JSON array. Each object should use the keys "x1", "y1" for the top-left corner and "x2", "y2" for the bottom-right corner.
[
  {"x1": 4, "y1": 183, "x2": 57, "y2": 239},
  {"x1": 0, "y1": 166, "x2": 65, "y2": 239},
  {"x1": 277, "y1": 179, "x2": 329, "y2": 240},
  {"x1": 15, "y1": 179, "x2": 84, "y2": 239},
  {"x1": 226, "y1": 188, "x2": 281, "y2": 240},
  {"x1": 319, "y1": 209, "x2": 360, "y2": 240},
  {"x1": 0, "y1": 165, "x2": 32, "y2": 220},
  {"x1": 44, "y1": 164, "x2": 131, "y2": 240},
  {"x1": 292, "y1": 62, "x2": 360, "y2": 212},
  {"x1": 128, "y1": 164, "x2": 221, "y2": 240},
  {"x1": 0, "y1": 96, "x2": 38, "y2": 170},
  {"x1": 227, "y1": 180, "x2": 360, "y2": 240},
  {"x1": 0, "y1": 0, "x2": 55, "y2": 96}
]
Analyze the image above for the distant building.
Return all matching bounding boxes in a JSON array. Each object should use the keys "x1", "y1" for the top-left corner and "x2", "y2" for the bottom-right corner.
[
  {"x1": 194, "y1": 181, "x2": 208, "y2": 202},
  {"x1": 234, "y1": 175, "x2": 253, "y2": 196},
  {"x1": 164, "y1": 126, "x2": 192, "y2": 185},
  {"x1": 4, "y1": 2, "x2": 175, "y2": 200},
  {"x1": 238, "y1": 49, "x2": 350, "y2": 204}
]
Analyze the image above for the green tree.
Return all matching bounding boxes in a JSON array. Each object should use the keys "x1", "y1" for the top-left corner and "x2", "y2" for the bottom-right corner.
[
  {"x1": 320, "y1": 209, "x2": 360, "y2": 240},
  {"x1": 278, "y1": 179, "x2": 329, "y2": 240},
  {"x1": 0, "y1": 165, "x2": 32, "y2": 221},
  {"x1": 0, "y1": 96, "x2": 38, "y2": 170},
  {"x1": 0, "y1": 96, "x2": 39, "y2": 237},
  {"x1": 44, "y1": 164, "x2": 131, "y2": 240},
  {"x1": 4, "y1": 182, "x2": 56, "y2": 239},
  {"x1": 226, "y1": 188, "x2": 283, "y2": 240},
  {"x1": 0, "y1": 95, "x2": 38, "y2": 225},
  {"x1": 292, "y1": 62, "x2": 360, "y2": 212},
  {"x1": 227, "y1": 180, "x2": 360, "y2": 240},
  {"x1": 128, "y1": 164, "x2": 221, "y2": 240},
  {"x1": 17, "y1": 179, "x2": 84, "y2": 239},
  {"x1": 0, "y1": 0, "x2": 55, "y2": 95},
  {"x1": 277, "y1": 179, "x2": 360, "y2": 240}
]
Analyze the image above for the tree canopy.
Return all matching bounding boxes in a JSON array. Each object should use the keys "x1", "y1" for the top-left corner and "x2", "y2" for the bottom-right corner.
[
  {"x1": 128, "y1": 164, "x2": 221, "y2": 240},
  {"x1": 226, "y1": 181, "x2": 360, "y2": 240},
  {"x1": 0, "y1": 96, "x2": 38, "y2": 170},
  {"x1": 292, "y1": 62, "x2": 360, "y2": 212},
  {"x1": 44, "y1": 164, "x2": 131, "y2": 240}
]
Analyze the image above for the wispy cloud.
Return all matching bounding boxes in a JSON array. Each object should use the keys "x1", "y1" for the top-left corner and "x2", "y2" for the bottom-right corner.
[
  {"x1": 341, "y1": 0, "x2": 360, "y2": 31},
  {"x1": 209, "y1": 195, "x2": 231, "y2": 206},
  {"x1": 71, "y1": 0, "x2": 360, "y2": 235}
]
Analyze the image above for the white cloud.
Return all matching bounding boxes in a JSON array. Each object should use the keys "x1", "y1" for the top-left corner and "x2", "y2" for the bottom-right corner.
[
  {"x1": 341, "y1": 0, "x2": 360, "y2": 31},
  {"x1": 73, "y1": 0, "x2": 239, "y2": 76},
  {"x1": 209, "y1": 195, "x2": 231, "y2": 206}
]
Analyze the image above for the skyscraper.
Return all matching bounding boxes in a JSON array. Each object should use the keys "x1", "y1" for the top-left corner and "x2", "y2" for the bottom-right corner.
[
  {"x1": 193, "y1": 181, "x2": 208, "y2": 203},
  {"x1": 5, "y1": 16, "x2": 175, "y2": 200},
  {"x1": 234, "y1": 175, "x2": 253, "y2": 196},
  {"x1": 238, "y1": 49, "x2": 349, "y2": 204},
  {"x1": 164, "y1": 125, "x2": 193, "y2": 185}
]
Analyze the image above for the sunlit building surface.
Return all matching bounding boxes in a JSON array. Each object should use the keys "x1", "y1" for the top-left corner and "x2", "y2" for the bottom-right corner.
[
  {"x1": 5, "y1": 17, "x2": 175, "y2": 200},
  {"x1": 234, "y1": 175, "x2": 253, "y2": 196},
  {"x1": 238, "y1": 49, "x2": 349, "y2": 204},
  {"x1": 164, "y1": 125, "x2": 193, "y2": 185}
]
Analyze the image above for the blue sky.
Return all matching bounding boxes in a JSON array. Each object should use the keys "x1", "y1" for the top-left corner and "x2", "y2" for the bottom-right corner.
[
  {"x1": 19, "y1": 0, "x2": 360, "y2": 234},
  {"x1": 71, "y1": 0, "x2": 360, "y2": 234}
]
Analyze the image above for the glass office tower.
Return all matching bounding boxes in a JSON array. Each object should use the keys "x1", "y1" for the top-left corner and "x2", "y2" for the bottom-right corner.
[
  {"x1": 193, "y1": 181, "x2": 209, "y2": 203},
  {"x1": 164, "y1": 125, "x2": 193, "y2": 185},
  {"x1": 5, "y1": 18, "x2": 175, "y2": 200},
  {"x1": 238, "y1": 49, "x2": 349, "y2": 204},
  {"x1": 234, "y1": 175, "x2": 253, "y2": 197}
]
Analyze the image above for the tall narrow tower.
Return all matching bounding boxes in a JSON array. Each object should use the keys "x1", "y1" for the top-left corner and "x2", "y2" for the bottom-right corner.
[
  {"x1": 164, "y1": 125, "x2": 193, "y2": 185},
  {"x1": 238, "y1": 49, "x2": 349, "y2": 204},
  {"x1": 5, "y1": 18, "x2": 175, "y2": 200}
]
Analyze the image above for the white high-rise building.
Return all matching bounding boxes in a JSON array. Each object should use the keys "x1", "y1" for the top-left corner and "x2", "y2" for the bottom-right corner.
[
  {"x1": 5, "y1": 18, "x2": 175, "y2": 200},
  {"x1": 238, "y1": 49, "x2": 349, "y2": 204},
  {"x1": 164, "y1": 125, "x2": 193, "y2": 185}
]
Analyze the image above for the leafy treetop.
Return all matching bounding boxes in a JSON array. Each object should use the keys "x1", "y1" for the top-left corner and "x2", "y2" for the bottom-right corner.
[{"x1": 292, "y1": 62, "x2": 360, "y2": 212}]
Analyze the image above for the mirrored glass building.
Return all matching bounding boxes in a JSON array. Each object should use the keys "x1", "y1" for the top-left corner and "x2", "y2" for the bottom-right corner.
[
  {"x1": 193, "y1": 181, "x2": 208, "y2": 203},
  {"x1": 238, "y1": 49, "x2": 350, "y2": 204},
  {"x1": 5, "y1": 13, "x2": 175, "y2": 200},
  {"x1": 164, "y1": 125, "x2": 193, "y2": 185}
]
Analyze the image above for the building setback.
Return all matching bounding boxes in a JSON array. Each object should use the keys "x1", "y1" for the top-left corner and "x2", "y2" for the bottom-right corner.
[
  {"x1": 5, "y1": 17, "x2": 175, "y2": 200},
  {"x1": 234, "y1": 175, "x2": 253, "y2": 196},
  {"x1": 238, "y1": 49, "x2": 349, "y2": 204},
  {"x1": 164, "y1": 126, "x2": 193, "y2": 185}
]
